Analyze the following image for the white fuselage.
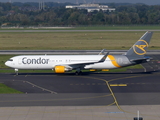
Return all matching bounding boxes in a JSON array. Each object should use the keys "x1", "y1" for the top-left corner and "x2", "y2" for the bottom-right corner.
[{"x1": 5, "y1": 55, "x2": 131, "y2": 70}]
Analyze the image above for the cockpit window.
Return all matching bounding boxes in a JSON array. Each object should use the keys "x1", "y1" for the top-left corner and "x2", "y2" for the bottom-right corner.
[{"x1": 8, "y1": 59, "x2": 13, "y2": 61}]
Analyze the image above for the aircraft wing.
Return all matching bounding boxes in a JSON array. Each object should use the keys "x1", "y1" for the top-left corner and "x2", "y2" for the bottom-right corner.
[{"x1": 57, "y1": 52, "x2": 109, "y2": 69}]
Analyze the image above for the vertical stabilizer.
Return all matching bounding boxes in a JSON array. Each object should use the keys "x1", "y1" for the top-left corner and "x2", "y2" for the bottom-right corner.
[{"x1": 126, "y1": 31, "x2": 153, "y2": 58}]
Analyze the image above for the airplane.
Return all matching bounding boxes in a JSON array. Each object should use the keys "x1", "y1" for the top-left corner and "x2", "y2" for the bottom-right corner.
[{"x1": 5, "y1": 31, "x2": 153, "y2": 75}]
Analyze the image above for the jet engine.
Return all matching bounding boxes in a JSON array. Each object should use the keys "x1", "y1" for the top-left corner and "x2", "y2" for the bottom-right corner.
[{"x1": 54, "y1": 66, "x2": 71, "y2": 73}]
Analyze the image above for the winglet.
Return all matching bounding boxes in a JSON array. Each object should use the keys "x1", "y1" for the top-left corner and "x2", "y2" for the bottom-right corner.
[
  {"x1": 99, "y1": 52, "x2": 109, "y2": 62},
  {"x1": 98, "y1": 49, "x2": 106, "y2": 55}
]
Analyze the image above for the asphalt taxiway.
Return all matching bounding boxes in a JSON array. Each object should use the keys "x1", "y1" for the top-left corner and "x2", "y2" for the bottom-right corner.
[
  {"x1": 1, "y1": 71, "x2": 160, "y2": 107},
  {"x1": 1, "y1": 72, "x2": 160, "y2": 120}
]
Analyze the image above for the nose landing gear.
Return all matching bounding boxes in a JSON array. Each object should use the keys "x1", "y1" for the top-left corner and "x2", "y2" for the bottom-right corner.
[{"x1": 15, "y1": 69, "x2": 18, "y2": 75}]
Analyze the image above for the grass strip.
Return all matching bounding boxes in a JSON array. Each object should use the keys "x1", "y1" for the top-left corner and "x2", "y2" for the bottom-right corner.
[
  {"x1": 0, "y1": 31, "x2": 159, "y2": 50},
  {"x1": 0, "y1": 55, "x2": 15, "y2": 68},
  {"x1": 0, "y1": 83, "x2": 23, "y2": 94}
]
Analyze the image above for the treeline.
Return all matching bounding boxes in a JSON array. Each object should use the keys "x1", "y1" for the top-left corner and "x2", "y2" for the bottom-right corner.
[{"x1": 0, "y1": 2, "x2": 160, "y2": 26}]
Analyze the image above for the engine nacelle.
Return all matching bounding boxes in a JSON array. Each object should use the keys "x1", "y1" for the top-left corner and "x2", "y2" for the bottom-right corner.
[
  {"x1": 54, "y1": 66, "x2": 72, "y2": 73},
  {"x1": 54, "y1": 66, "x2": 65, "y2": 73}
]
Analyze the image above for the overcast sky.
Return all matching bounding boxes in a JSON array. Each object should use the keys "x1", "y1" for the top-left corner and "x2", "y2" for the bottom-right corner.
[{"x1": 2, "y1": 0, "x2": 160, "y2": 5}]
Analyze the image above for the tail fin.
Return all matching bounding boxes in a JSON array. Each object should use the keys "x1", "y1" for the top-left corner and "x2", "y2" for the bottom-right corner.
[{"x1": 126, "y1": 31, "x2": 153, "y2": 57}]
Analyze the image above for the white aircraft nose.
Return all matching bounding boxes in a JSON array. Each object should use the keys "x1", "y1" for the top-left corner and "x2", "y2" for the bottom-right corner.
[{"x1": 5, "y1": 61, "x2": 9, "y2": 67}]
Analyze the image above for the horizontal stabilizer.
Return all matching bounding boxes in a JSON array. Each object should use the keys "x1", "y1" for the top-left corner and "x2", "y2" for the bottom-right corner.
[{"x1": 130, "y1": 57, "x2": 152, "y2": 63}]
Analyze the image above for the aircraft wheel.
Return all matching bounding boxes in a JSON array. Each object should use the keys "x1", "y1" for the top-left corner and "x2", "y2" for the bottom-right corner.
[{"x1": 75, "y1": 71, "x2": 82, "y2": 75}]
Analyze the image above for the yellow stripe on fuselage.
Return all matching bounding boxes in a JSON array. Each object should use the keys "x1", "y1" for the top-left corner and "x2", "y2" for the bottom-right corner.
[{"x1": 108, "y1": 55, "x2": 121, "y2": 68}]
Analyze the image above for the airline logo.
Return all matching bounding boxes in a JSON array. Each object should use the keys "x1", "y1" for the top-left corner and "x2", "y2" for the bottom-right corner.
[
  {"x1": 133, "y1": 40, "x2": 148, "y2": 55},
  {"x1": 22, "y1": 57, "x2": 49, "y2": 64}
]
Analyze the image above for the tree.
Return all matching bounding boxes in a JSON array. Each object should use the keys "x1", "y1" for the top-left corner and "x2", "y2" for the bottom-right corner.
[
  {"x1": 92, "y1": 11, "x2": 105, "y2": 24},
  {"x1": 0, "y1": 2, "x2": 160, "y2": 26}
]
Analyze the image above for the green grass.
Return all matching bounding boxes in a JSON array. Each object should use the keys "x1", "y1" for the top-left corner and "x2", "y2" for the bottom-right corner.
[
  {"x1": 0, "y1": 31, "x2": 160, "y2": 50},
  {"x1": 0, "y1": 83, "x2": 23, "y2": 94},
  {"x1": 0, "y1": 55, "x2": 15, "y2": 68}
]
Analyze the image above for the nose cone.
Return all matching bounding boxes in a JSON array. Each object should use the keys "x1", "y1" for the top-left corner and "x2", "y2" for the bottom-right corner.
[{"x1": 5, "y1": 61, "x2": 10, "y2": 67}]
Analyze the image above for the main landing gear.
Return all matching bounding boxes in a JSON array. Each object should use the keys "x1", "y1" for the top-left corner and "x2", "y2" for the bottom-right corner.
[
  {"x1": 75, "y1": 71, "x2": 82, "y2": 75},
  {"x1": 75, "y1": 68, "x2": 82, "y2": 75}
]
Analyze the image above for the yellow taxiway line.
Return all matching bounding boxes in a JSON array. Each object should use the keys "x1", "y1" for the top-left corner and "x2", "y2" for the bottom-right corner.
[{"x1": 110, "y1": 84, "x2": 127, "y2": 86}]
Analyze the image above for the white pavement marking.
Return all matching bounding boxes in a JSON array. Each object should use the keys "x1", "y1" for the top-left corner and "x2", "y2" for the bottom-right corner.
[{"x1": 25, "y1": 81, "x2": 58, "y2": 94}]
